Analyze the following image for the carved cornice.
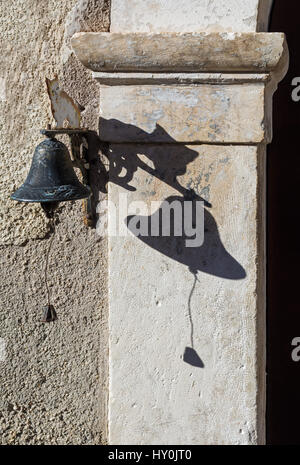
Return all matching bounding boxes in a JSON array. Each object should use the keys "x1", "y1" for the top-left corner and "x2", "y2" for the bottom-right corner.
[{"x1": 72, "y1": 32, "x2": 288, "y2": 77}]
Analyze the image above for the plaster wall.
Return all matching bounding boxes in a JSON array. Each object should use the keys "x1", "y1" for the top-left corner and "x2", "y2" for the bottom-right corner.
[{"x1": 0, "y1": 0, "x2": 110, "y2": 445}]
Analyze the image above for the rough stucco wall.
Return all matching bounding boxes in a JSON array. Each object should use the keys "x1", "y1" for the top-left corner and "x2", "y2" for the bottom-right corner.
[{"x1": 0, "y1": 0, "x2": 110, "y2": 444}]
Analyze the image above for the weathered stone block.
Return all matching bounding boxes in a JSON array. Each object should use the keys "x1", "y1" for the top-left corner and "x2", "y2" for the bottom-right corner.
[
  {"x1": 110, "y1": 0, "x2": 273, "y2": 33},
  {"x1": 99, "y1": 84, "x2": 265, "y2": 143}
]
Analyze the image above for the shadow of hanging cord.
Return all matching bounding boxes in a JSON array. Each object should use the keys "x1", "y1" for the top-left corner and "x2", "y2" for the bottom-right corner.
[{"x1": 183, "y1": 271, "x2": 204, "y2": 368}]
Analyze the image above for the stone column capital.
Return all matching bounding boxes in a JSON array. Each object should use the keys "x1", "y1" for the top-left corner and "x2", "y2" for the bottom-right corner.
[
  {"x1": 72, "y1": 31, "x2": 288, "y2": 76},
  {"x1": 72, "y1": 31, "x2": 288, "y2": 145}
]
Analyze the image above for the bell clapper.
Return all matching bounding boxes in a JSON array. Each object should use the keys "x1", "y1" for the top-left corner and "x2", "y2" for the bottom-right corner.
[
  {"x1": 41, "y1": 305, "x2": 57, "y2": 323},
  {"x1": 40, "y1": 201, "x2": 59, "y2": 219}
]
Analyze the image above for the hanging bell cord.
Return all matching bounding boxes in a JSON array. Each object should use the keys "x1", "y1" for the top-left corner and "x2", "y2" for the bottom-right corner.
[{"x1": 42, "y1": 207, "x2": 58, "y2": 323}]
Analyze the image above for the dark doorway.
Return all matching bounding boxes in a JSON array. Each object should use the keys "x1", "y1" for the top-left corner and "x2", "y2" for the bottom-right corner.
[{"x1": 267, "y1": 0, "x2": 300, "y2": 444}]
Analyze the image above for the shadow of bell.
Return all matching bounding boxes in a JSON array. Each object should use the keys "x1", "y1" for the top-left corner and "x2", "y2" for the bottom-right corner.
[
  {"x1": 183, "y1": 347, "x2": 205, "y2": 368},
  {"x1": 126, "y1": 195, "x2": 246, "y2": 280}
]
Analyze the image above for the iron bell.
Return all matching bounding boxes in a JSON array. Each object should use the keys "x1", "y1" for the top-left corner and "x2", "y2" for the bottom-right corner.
[{"x1": 11, "y1": 137, "x2": 90, "y2": 206}]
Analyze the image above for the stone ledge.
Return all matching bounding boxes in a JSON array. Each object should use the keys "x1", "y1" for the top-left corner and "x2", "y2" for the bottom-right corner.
[
  {"x1": 71, "y1": 32, "x2": 287, "y2": 74},
  {"x1": 93, "y1": 72, "x2": 271, "y2": 86}
]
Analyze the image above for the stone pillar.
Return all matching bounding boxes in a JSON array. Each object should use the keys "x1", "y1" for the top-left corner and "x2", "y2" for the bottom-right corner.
[{"x1": 72, "y1": 0, "x2": 288, "y2": 445}]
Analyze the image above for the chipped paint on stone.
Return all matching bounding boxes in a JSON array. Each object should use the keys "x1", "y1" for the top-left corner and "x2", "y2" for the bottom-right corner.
[{"x1": 46, "y1": 77, "x2": 81, "y2": 128}]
